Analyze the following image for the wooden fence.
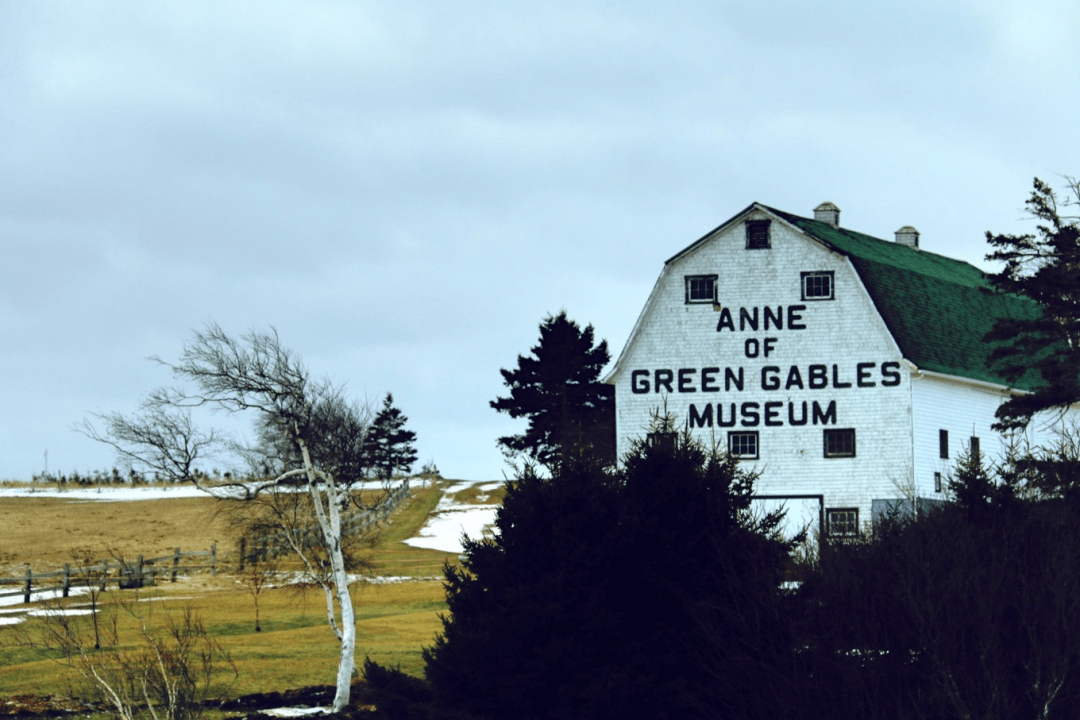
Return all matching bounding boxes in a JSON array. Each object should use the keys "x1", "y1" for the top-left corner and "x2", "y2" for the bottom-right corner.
[
  {"x1": 240, "y1": 479, "x2": 412, "y2": 566},
  {"x1": 2, "y1": 480, "x2": 416, "y2": 603},
  {"x1": 0, "y1": 544, "x2": 217, "y2": 604}
]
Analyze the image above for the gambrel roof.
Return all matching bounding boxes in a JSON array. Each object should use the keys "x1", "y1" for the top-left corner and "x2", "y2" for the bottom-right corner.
[{"x1": 616, "y1": 203, "x2": 1043, "y2": 392}]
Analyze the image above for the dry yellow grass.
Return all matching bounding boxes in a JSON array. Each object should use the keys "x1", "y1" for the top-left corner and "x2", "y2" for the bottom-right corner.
[
  {"x1": 0, "y1": 575, "x2": 446, "y2": 696},
  {"x1": 0, "y1": 479, "x2": 500, "y2": 698},
  {"x1": 0, "y1": 495, "x2": 233, "y2": 574}
]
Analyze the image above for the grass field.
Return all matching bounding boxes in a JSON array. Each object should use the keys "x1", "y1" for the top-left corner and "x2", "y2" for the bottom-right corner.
[{"x1": 0, "y1": 479, "x2": 503, "y2": 701}]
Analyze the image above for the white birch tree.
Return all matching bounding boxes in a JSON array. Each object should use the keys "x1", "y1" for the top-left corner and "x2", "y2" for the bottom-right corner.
[{"x1": 80, "y1": 323, "x2": 394, "y2": 713}]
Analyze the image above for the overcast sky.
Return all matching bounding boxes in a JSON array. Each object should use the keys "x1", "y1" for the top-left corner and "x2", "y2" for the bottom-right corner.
[{"x1": 2, "y1": 1, "x2": 1077, "y2": 481}]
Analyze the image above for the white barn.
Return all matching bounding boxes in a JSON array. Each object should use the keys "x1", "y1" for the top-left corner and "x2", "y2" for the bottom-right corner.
[{"x1": 604, "y1": 202, "x2": 1068, "y2": 538}]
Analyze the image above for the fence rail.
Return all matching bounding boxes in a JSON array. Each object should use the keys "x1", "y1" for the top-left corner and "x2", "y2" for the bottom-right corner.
[
  {"x1": 0, "y1": 544, "x2": 218, "y2": 604},
  {"x1": 240, "y1": 480, "x2": 412, "y2": 565},
  {"x1": 4, "y1": 481, "x2": 416, "y2": 602}
]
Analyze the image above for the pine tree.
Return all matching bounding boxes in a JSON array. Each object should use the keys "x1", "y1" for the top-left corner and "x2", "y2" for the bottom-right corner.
[
  {"x1": 490, "y1": 311, "x2": 614, "y2": 470},
  {"x1": 985, "y1": 176, "x2": 1080, "y2": 430},
  {"x1": 365, "y1": 393, "x2": 419, "y2": 481},
  {"x1": 947, "y1": 443, "x2": 996, "y2": 520}
]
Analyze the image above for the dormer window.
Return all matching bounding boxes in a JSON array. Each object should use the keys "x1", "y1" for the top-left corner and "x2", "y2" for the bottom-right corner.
[
  {"x1": 685, "y1": 274, "x2": 718, "y2": 304},
  {"x1": 745, "y1": 220, "x2": 771, "y2": 249}
]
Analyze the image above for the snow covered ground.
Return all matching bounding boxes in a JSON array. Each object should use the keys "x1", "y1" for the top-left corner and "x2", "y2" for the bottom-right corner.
[
  {"x1": 0, "y1": 485, "x2": 209, "y2": 501},
  {"x1": 0, "y1": 479, "x2": 401, "y2": 502},
  {"x1": 404, "y1": 481, "x2": 502, "y2": 555}
]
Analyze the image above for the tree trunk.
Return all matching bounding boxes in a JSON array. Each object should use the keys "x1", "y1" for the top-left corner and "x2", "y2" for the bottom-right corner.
[{"x1": 299, "y1": 437, "x2": 355, "y2": 713}]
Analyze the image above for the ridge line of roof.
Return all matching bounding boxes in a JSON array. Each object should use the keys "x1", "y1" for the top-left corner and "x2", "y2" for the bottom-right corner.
[{"x1": 762, "y1": 205, "x2": 994, "y2": 288}]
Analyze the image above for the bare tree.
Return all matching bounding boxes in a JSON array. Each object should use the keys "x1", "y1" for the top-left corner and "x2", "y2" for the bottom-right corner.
[
  {"x1": 75, "y1": 402, "x2": 226, "y2": 482},
  {"x1": 238, "y1": 537, "x2": 278, "y2": 633},
  {"x1": 13, "y1": 594, "x2": 234, "y2": 720},
  {"x1": 67, "y1": 548, "x2": 114, "y2": 650},
  {"x1": 80, "y1": 323, "x2": 396, "y2": 712}
]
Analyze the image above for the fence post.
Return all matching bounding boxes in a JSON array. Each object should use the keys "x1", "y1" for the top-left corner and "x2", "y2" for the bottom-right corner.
[
  {"x1": 100, "y1": 560, "x2": 109, "y2": 591},
  {"x1": 63, "y1": 563, "x2": 71, "y2": 598},
  {"x1": 211, "y1": 542, "x2": 217, "y2": 576},
  {"x1": 238, "y1": 537, "x2": 246, "y2": 573},
  {"x1": 172, "y1": 547, "x2": 180, "y2": 582},
  {"x1": 23, "y1": 566, "x2": 31, "y2": 604},
  {"x1": 136, "y1": 555, "x2": 144, "y2": 588}
]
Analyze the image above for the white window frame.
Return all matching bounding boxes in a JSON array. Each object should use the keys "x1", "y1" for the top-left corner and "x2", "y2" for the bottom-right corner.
[
  {"x1": 801, "y1": 271, "x2": 834, "y2": 300},
  {"x1": 684, "y1": 274, "x2": 718, "y2": 304},
  {"x1": 728, "y1": 431, "x2": 759, "y2": 460},
  {"x1": 826, "y1": 508, "x2": 859, "y2": 538}
]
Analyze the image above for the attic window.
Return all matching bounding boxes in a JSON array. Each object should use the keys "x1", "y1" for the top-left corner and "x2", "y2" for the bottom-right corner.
[
  {"x1": 685, "y1": 274, "x2": 718, "y2": 304},
  {"x1": 745, "y1": 220, "x2": 771, "y2": 249},
  {"x1": 801, "y1": 271, "x2": 834, "y2": 300}
]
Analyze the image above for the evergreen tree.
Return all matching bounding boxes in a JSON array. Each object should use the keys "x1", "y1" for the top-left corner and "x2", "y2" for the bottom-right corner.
[
  {"x1": 490, "y1": 311, "x2": 614, "y2": 470},
  {"x1": 948, "y1": 443, "x2": 997, "y2": 520},
  {"x1": 985, "y1": 176, "x2": 1080, "y2": 431},
  {"x1": 365, "y1": 393, "x2": 419, "y2": 481},
  {"x1": 418, "y1": 417, "x2": 795, "y2": 720}
]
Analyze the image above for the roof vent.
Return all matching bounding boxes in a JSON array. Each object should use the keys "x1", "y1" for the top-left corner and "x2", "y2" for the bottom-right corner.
[
  {"x1": 895, "y1": 226, "x2": 920, "y2": 249},
  {"x1": 814, "y1": 202, "x2": 840, "y2": 228}
]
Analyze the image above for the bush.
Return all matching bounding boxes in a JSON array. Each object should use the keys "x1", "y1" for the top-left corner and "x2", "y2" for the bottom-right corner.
[{"x1": 410, "y1": 420, "x2": 795, "y2": 720}]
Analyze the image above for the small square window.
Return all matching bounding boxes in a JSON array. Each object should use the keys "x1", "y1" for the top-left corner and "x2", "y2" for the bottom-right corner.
[
  {"x1": 745, "y1": 220, "x2": 771, "y2": 249},
  {"x1": 801, "y1": 271, "x2": 834, "y2": 300},
  {"x1": 685, "y1": 274, "x2": 718, "y2": 304},
  {"x1": 824, "y1": 428, "x2": 856, "y2": 458},
  {"x1": 826, "y1": 508, "x2": 859, "y2": 538},
  {"x1": 728, "y1": 431, "x2": 759, "y2": 460}
]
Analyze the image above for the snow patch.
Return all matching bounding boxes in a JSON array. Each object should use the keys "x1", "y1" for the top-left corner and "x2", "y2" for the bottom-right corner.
[
  {"x1": 0, "y1": 586, "x2": 90, "y2": 607},
  {"x1": 261, "y1": 707, "x2": 328, "y2": 717},
  {"x1": 403, "y1": 482, "x2": 499, "y2": 554}
]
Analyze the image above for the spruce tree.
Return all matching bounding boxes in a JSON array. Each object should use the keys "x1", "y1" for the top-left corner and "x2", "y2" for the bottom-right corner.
[
  {"x1": 490, "y1": 311, "x2": 614, "y2": 470},
  {"x1": 365, "y1": 393, "x2": 419, "y2": 481}
]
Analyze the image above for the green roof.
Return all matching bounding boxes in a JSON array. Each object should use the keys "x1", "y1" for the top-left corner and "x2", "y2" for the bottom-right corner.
[{"x1": 767, "y1": 207, "x2": 1043, "y2": 390}]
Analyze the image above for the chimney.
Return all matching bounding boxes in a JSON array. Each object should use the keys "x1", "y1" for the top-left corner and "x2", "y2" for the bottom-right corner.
[
  {"x1": 895, "y1": 226, "x2": 920, "y2": 249},
  {"x1": 814, "y1": 202, "x2": 840, "y2": 228}
]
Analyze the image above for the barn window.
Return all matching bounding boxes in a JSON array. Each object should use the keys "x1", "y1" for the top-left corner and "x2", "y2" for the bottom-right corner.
[
  {"x1": 934, "y1": 472, "x2": 943, "y2": 493},
  {"x1": 826, "y1": 508, "x2": 859, "y2": 538},
  {"x1": 969, "y1": 436, "x2": 981, "y2": 462},
  {"x1": 685, "y1": 274, "x2": 718, "y2": 304},
  {"x1": 824, "y1": 428, "x2": 856, "y2": 457},
  {"x1": 728, "y1": 431, "x2": 759, "y2": 460},
  {"x1": 939, "y1": 429, "x2": 949, "y2": 459},
  {"x1": 745, "y1": 220, "x2": 771, "y2": 249},
  {"x1": 801, "y1": 271, "x2": 834, "y2": 300}
]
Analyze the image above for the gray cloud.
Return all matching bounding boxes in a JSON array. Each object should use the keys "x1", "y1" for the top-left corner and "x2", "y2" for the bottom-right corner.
[{"x1": 1, "y1": 1, "x2": 1077, "y2": 479}]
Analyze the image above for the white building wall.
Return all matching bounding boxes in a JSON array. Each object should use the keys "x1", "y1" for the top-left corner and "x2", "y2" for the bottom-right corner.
[
  {"x1": 912, "y1": 374, "x2": 1080, "y2": 499},
  {"x1": 610, "y1": 212, "x2": 916, "y2": 529},
  {"x1": 910, "y1": 374, "x2": 1008, "y2": 500}
]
